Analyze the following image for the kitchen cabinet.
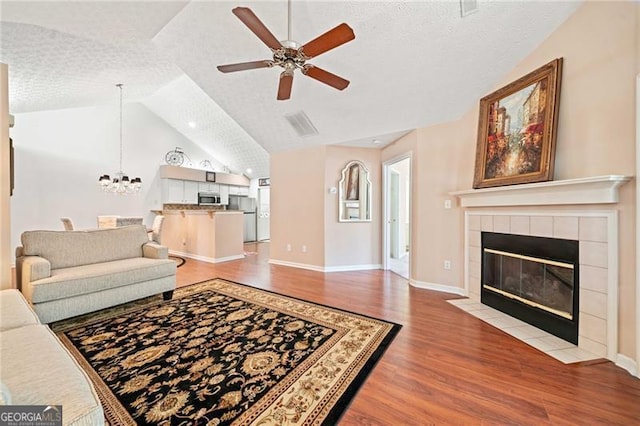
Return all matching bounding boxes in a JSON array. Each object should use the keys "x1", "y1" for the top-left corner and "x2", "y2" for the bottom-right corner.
[
  {"x1": 198, "y1": 182, "x2": 228, "y2": 205},
  {"x1": 158, "y1": 210, "x2": 244, "y2": 262},
  {"x1": 161, "y1": 176, "x2": 247, "y2": 206},
  {"x1": 162, "y1": 179, "x2": 198, "y2": 204},
  {"x1": 220, "y1": 184, "x2": 229, "y2": 205},
  {"x1": 198, "y1": 182, "x2": 220, "y2": 193},
  {"x1": 228, "y1": 185, "x2": 249, "y2": 196}
]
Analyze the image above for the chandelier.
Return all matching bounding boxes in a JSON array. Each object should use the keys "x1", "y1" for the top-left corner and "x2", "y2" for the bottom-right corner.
[{"x1": 98, "y1": 84, "x2": 142, "y2": 194}]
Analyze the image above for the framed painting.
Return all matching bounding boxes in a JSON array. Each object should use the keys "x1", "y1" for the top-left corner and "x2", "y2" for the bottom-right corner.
[{"x1": 473, "y1": 58, "x2": 563, "y2": 189}]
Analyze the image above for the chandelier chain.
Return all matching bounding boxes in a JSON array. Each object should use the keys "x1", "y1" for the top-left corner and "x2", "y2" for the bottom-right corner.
[{"x1": 117, "y1": 83, "x2": 123, "y2": 173}]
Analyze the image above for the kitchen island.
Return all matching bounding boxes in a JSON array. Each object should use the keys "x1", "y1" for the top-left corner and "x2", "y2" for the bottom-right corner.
[{"x1": 155, "y1": 209, "x2": 244, "y2": 263}]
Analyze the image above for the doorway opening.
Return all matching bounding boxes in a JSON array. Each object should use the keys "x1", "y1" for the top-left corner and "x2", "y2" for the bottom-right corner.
[{"x1": 384, "y1": 155, "x2": 411, "y2": 279}]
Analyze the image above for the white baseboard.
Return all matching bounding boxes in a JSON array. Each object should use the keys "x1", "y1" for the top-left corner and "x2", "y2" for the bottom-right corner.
[
  {"x1": 324, "y1": 264, "x2": 383, "y2": 272},
  {"x1": 169, "y1": 251, "x2": 244, "y2": 264},
  {"x1": 269, "y1": 259, "x2": 325, "y2": 272},
  {"x1": 616, "y1": 353, "x2": 638, "y2": 377},
  {"x1": 409, "y1": 279, "x2": 466, "y2": 296},
  {"x1": 269, "y1": 259, "x2": 382, "y2": 273}
]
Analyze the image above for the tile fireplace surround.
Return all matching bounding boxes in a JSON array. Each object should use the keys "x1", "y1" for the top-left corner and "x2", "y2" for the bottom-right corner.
[{"x1": 450, "y1": 175, "x2": 631, "y2": 365}]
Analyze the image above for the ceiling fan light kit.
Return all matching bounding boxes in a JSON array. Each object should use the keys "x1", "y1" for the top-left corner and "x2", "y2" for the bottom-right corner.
[{"x1": 217, "y1": 6, "x2": 355, "y2": 101}]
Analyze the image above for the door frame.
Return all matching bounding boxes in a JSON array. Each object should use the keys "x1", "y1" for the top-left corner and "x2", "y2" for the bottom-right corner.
[
  {"x1": 382, "y1": 152, "x2": 412, "y2": 276},
  {"x1": 635, "y1": 73, "x2": 639, "y2": 377}
]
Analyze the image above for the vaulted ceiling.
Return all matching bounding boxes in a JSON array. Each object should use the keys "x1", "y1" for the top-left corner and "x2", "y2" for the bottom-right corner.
[{"x1": 0, "y1": 1, "x2": 582, "y2": 178}]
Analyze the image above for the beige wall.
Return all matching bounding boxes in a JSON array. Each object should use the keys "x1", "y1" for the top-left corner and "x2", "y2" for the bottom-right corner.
[
  {"x1": 381, "y1": 2, "x2": 638, "y2": 358},
  {"x1": 271, "y1": 145, "x2": 383, "y2": 269},
  {"x1": 635, "y1": 0, "x2": 639, "y2": 367},
  {"x1": 271, "y1": 145, "x2": 327, "y2": 267},
  {"x1": 0, "y1": 64, "x2": 10, "y2": 289},
  {"x1": 324, "y1": 146, "x2": 381, "y2": 268}
]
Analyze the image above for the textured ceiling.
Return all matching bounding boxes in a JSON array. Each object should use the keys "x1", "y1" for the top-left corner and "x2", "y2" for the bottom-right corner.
[
  {"x1": 0, "y1": 1, "x2": 582, "y2": 178},
  {"x1": 142, "y1": 75, "x2": 270, "y2": 178}
]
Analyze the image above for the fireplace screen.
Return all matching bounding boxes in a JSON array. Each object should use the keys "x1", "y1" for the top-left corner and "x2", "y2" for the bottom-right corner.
[{"x1": 483, "y1": 248, "x2": 574, "y2": 320}]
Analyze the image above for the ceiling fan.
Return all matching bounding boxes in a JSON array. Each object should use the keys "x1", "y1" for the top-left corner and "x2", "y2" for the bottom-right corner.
[{"x1": 217, "y1": 4, "x2": 355, "y2": 101}]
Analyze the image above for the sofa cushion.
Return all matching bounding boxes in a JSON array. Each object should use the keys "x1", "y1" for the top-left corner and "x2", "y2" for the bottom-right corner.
[
  {"x1": 28, "y1": 257, "x2": 176, "y2": 304},
  {"x1": 0, "y1": 324, "x2": 103, "y2": 425},
  {"x1": 21, "y1": 225, "x2": 150, "y2": 269},
  {"x1": 0, "y1": 289, "x2": 40, "y2": 331}
]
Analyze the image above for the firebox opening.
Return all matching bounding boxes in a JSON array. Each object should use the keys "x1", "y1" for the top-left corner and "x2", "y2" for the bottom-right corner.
[{"x1": 481, "y1": 232, "x2": 579, "y2": 345}]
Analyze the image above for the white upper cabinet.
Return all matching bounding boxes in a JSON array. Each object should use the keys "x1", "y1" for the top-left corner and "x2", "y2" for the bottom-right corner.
[
  {"x1": 220, "y1": 185, "x2": 229, "y2": 205},
  {"x1": 198, "y1": 182, "x2": 220, "y2": 193},
  {"x1": 162, "y1": 179, "x2": 199, "y2": 204}
]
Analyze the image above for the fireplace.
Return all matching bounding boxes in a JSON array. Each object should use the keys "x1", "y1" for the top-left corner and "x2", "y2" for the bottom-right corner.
[{"x1": 481, "y1": 232, "x2": 579, "y2": 344}]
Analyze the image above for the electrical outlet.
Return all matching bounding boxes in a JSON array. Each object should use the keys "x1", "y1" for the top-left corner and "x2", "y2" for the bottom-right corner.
[
  {"x1": 286, "y1": 244, "x2": 292, "y2": 252},
  {"x1": 302, "y1": 245, "x2": 307, "y2": 253},
  {"x1": 444, "y1": 260, "x2": 451, "y2": 270}
]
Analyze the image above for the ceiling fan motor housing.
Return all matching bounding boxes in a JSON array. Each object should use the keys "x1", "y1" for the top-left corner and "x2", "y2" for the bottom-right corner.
[{"x1": 217, "y1": 7, "x2": 355, "y2": 100}]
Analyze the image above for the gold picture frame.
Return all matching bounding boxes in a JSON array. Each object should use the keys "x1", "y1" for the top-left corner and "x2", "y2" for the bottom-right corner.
[{"x1": 473, "y1": 58, "x2": 563, "y2": 189}]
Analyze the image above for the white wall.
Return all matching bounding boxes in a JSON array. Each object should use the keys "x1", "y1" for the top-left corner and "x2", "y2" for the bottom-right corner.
[{"x1": 9, "y1": 102, "x2": 213, "y2": 258}]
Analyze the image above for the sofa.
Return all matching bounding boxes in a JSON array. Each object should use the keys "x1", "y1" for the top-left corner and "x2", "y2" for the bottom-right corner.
[
  {"x1": 15, "y1": 225, "x2": 176, "y2": 324},
  {"x1": 0, "y1": 289, "x2": 104, "y2": 425}
]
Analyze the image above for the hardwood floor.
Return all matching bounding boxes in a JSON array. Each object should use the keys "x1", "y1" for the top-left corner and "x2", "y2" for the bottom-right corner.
[{"x1": 177, "y1": 242, "x2": 640, "y2": 425}]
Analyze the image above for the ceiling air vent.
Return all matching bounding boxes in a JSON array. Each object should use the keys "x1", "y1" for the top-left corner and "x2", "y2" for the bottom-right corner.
[
  {"x1": 284, "y1": 111, "x2": 319, "y2": 137},
  {"x1": 460, "y1": 0, "x2": 479, "y2": 17}
]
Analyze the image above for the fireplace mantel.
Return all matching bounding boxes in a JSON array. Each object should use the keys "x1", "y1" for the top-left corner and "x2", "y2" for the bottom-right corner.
[{"x1": 450, "y1": 175, "x2": 632, "y2": 208}]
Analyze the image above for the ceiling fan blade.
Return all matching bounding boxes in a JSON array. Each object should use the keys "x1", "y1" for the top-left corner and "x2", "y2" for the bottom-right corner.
[
  {"x1": 277, "y1": 72, "x2": 294, "y2": 101},
  {"x1": 232, "y1": 7, "x2": 282, "y2": 51},
  {"x1": 303, "y1": 65, "x2": 350, "y2": 90},
  {"x1": 217, "y1": 60, "x2": 272, "y2": 73},
  {"x1": 301, "y1": 23, "x2": 355, "y2": 58}
]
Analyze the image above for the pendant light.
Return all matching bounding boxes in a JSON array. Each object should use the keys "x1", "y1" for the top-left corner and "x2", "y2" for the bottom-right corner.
[{"x1": 98, "y1": 84, "x2": 142, "y2": 194}]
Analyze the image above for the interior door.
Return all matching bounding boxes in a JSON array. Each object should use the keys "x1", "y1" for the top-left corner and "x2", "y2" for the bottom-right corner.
[{"x1": 390, "y1": 171, "x2": 400, "y2": 259}]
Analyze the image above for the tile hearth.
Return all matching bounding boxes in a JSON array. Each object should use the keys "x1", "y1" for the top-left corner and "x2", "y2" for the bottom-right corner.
[{"x1": 448, "y1": 298, "x2": 600, "y2": 364}]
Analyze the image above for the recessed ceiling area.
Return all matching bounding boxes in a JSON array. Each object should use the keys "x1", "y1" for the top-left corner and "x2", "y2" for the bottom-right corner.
[{"x1": 0, "y1": 1, "x2": 582, "y2": 178}]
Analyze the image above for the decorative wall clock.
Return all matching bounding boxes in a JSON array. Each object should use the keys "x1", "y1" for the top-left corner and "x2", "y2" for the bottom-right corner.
[{"x1": 165, "y1": 147, "x2": 191, "y2": 166}]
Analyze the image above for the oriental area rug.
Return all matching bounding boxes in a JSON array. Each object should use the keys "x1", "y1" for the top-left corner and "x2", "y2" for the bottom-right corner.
[{"x1": 52, "y1": 278, "x2": 401, "y2": 425}]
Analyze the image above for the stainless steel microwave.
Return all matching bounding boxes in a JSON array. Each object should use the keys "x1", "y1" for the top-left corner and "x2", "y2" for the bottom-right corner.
[{"x1": 198, "y1": 192, "x2": 220, "y2": 205}]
